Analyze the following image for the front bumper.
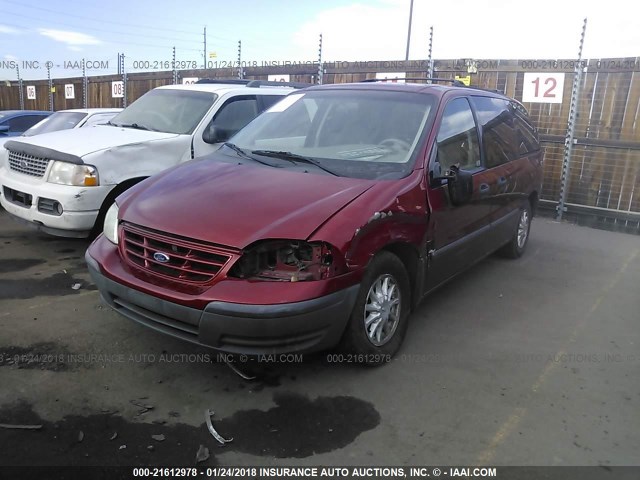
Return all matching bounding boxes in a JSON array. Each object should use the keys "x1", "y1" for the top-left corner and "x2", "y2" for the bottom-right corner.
[
  {"x1": 0, "y1": 167, "x2": 111, "y2": 237},
  {"x1": 86, "y1": 250, "x2": 360, "y2": 355}
]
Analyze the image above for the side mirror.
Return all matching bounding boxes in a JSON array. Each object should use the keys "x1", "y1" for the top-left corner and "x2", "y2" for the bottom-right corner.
[
  {"x1": 202, "y1": 125, "x2": 232, "y2": 144},
  {"x1": 0, "y1": 125, "x2": 9, "y2": 135},
  {"x1": 447, "y1": 165, "x2": 473, "y2": 206}
]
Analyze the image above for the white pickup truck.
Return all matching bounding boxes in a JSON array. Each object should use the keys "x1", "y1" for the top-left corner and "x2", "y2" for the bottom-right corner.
[{"x1": 0, "y1": 80, "x2": 303, "y2": 237}]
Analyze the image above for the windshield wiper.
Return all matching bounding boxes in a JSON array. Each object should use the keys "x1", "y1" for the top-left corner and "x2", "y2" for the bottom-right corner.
[
  {"x1": 116, "y1": 122, "x2": 157, "y2": 132},
  {"x1": 251, "y1": 150, "x2": 339, "y2": 176},
  {"x1": 223, "y1": 143, "x2": 281, "y2": 168}
]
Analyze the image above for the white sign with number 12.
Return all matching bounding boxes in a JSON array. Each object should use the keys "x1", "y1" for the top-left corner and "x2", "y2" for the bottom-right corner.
[{"x1": 522, "y1": 72, "x2": 564, "y2": 104}]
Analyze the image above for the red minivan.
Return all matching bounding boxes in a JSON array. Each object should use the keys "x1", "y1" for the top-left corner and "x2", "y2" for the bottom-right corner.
[{"x1": 86, "y1": 82, "x2": 543, "y2": 364}]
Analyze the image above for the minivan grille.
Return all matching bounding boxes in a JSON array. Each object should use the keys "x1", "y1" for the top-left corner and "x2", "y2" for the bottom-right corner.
[
  {"x1": 121, "y1": 223, "x2": 234, "y2": 284},
  {"x1": 8, "y1": 150, "x2": 50, "y2": 178}
]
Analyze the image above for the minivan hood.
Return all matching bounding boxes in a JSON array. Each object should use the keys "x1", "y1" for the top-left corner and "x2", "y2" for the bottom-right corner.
[
  {"x1": 4, "y1": 125, "x2": 180, "y2": 158},
  {"x1": 119, "y1": 158, "x2": 376, "y2": 249}
]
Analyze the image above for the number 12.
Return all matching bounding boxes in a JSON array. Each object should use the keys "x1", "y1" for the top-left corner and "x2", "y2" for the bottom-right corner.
[{"x1": 531, "y1": 77, "x2": 557, "y2": 98}]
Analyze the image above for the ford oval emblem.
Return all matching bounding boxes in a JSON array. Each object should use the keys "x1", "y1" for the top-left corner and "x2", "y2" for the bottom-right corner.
[
  {"x1": 153, "y1": 252, "x2": 171, "y2": 263},
  {"x1": 20, "y1": 159, "x2": 29, "y2": 168}
]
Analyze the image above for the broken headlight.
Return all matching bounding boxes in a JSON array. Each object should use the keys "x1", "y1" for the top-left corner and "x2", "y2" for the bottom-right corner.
[{"x1": 229, "y1": 240, "x2": 341, "y2": 282}]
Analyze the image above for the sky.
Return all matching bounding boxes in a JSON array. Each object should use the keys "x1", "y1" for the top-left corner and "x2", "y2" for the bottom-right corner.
[{"x1": 0, "y1": 0, "x2": 638, "y2": 81}]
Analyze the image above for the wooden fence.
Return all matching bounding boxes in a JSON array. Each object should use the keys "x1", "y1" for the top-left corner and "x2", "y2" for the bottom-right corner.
[{"x1": 1, "y1": 57, "x2": 639, "y2": 229}]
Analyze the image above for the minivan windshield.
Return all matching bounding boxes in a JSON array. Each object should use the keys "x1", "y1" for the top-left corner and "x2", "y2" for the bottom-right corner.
[
  {"x1": 229, "y1": 89, "x2": 436, "y2": 180},
  {"x1": 23, "y1": 111, "x2": 87, "y2": 137},
  {"x1": 109, "y1": 89, "x2": 217, "y2": 135}
]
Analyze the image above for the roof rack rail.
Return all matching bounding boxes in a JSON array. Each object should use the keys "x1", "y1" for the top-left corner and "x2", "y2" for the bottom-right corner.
[
  {"x1": 245, "y1": 80, "x2": 312, "y2": 89},
  {"x1": 360, "y1": 77, "x2": 467, "y2": 87},
  {"x1": 195, "y1": 78, "x2": 251, "y2": 84}
]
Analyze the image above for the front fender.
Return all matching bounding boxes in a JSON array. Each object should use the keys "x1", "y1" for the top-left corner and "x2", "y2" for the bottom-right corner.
[{"x1": 308, "y1": 169, "x2": 429, "y2": 270}]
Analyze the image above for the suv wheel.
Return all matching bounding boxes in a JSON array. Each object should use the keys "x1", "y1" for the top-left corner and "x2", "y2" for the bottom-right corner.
[
  {"x1": 341, "y1": 251, "x2": 410, "y2": 364},
  {"x1": 499, "y1": 203, "x2": 532, "y2": 258}
]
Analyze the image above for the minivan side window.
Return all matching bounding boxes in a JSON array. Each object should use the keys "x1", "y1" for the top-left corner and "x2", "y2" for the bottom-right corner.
[
  {"x1": 471, "y1": 96, "x2": 518, "y2": 168},
  {"x1": 436, "y1": 98, "x2": 480, "y2": 171},
  {"x1": 512, "y1": 105, "x2": 540, "y2": 155}
]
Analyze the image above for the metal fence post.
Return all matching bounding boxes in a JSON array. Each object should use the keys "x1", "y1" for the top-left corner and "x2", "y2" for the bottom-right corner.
[
  {"x1": 557, "y1": 18, "x2": 587, "y2": 220},
  {"x1": 237, "y1": 41, "x2": 243, "y2": 79},
  {"x1": 16, "y1": 65, "x2": 24, "y2": 110},
  {"x1": 120, "y1": 53, "x2": 127, "y2": 108},
  {"x1": 172, "y1": 47, "x2": 178, "y2": 85},
  {"x1": 82, "y1": 58, "x2": 88, "y2": 108},
  {"x1": 317, "y1": 33, "x2": 323, "y2": 85},
  {"x1": 46, "y1": 62, "x2": 53, "y2": 111},
  {"x1": 426, "y1": 26, "x2": 433, "y2": 81}
]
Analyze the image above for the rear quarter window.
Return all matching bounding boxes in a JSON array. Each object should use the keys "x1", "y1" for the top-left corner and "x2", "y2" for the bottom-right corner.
[{"x1": 511, "y1": 105, "x2": 540, "y2": 155}]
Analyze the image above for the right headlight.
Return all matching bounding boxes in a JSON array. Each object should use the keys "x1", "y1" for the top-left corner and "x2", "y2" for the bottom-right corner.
[
  {"x1": 103, "y1": 203, "x2": 119, "y2": 244},
  {"x1": 47, "y1": 161, "x2": 99, "y2": 186}
]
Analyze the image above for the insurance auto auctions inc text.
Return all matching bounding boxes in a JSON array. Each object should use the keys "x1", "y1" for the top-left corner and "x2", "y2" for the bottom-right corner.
[{"x1": 205, "y1": 466, "x2": 497, "y2": 478}]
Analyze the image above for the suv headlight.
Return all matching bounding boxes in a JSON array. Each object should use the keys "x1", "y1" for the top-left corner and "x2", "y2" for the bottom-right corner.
[
  {"x1": 103, "y1": 203, "x2": 119, "y2": 244},
  {"x1": 47, "y1": 161, "x2": 99, "y2": 186},
  {"x1": 229, "y1": 240, "x2": 343, "y2": 282}
]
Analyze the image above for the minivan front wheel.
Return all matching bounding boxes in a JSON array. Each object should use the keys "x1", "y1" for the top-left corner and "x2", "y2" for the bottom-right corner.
[
  {"x1": 341, "y1": 251, "x2": 410, "y2": 364},
  {"x1": 499, "y1": 203, "x2": 532, "y2": 258}
]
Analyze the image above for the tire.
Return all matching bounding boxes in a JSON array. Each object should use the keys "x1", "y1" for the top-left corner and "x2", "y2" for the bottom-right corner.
[
  {"x1": 340, "y1": 251, "x2": 411, "y2": 365},
  {"x1": 498, "y1": 203, "x2": 532, "y2": 259}
]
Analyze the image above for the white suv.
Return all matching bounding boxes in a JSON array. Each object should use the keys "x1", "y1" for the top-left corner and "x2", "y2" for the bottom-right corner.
[{"x1": 0, "y1": 80, "x2": 304, "y2": 237}]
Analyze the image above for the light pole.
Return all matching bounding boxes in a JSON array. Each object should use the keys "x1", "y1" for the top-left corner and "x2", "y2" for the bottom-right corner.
[{"x1": 405, "y1": 0, "x2": 414, "y2": 60}]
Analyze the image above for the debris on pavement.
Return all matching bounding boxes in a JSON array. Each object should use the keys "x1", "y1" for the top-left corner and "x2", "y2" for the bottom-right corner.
[
  {"x1": 224, "y1": 358, "x2": 256, "y2": 380},
  {"x1": 0, "y1": 423, "x2": 43, "y2": 430},
  {"x1": 78, "y1": 431, "x2": 84, "y2": 442},
  {"x1": 151, "y1": 434, "x2": 165, "y2": 442},
  {"x1": 195, "y1": 444, "x2": 209, "y2": 463},
  {"x1": 130, "y1": 399, "x2": 154, "y2": 416},
  {"x1": 147, "y1": 445, "x2": 155, "y2": 451},
  {"x1": 119, "y1": 445, "x2": 126, "y2": 450},
  {"x1": 71, "y1": 283, "x2": 81, "y2": 290},
  {"x1": 109, "y1": 432, "x2": 117, "y2": 440},
  {"x1": 205, "y1": 409, "x2": 233, "y2": 444}
]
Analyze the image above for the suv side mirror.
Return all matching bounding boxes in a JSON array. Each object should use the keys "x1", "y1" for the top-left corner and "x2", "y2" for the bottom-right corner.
[
  {"x1": 446, "y1": 165, "x2": 473, "y2": 206},
  {"x1": 0, "y1": 125, "x2": 9, "y2": 135},
  {"x1": 202, "y1": 125, "x2": 233, "y2": 144}
]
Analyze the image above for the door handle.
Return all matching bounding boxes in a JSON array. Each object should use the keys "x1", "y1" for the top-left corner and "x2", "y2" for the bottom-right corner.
[
  {"x1": 479, "y1": 183, "x2": 490, "y2": 195},
  {"x1": 497, "y1": 176, "x2": 507, "y2": 185}
]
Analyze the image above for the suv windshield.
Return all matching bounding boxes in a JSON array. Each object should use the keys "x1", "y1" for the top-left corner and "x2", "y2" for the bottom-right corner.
[
  {"x1": 23, "y1": 111, "x2": 87, "y2": 136},
  {"x1": 229, "y1": 89, "x2": 436, "y2": 179},
  {"x1": 110, "y1": 89, "x2": 217, "y2": 135}
]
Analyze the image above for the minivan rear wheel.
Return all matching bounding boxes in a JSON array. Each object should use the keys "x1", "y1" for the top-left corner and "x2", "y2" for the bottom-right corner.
[
  {"x1": 340, "y1": 251, "x2": 410, "y2": 365},
  {"x1": 499, "y1": 203, "x2": 532, "y2": 259}
]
